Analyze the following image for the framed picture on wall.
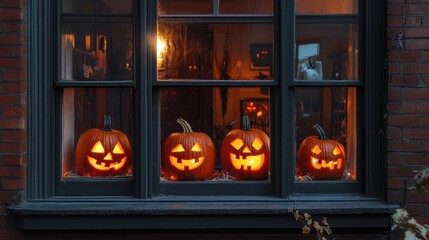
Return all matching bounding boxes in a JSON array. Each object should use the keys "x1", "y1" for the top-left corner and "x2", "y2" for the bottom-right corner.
[
  {"x1": 241, "y1": 98, "x2": 269, "y2": 134},
  {"x1": 249, "y1": 43, "x2": 273, "y2": 70}
]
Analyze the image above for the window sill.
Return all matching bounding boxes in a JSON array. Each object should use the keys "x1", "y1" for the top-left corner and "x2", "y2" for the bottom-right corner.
[{"x1": 8, "y1": 198, "x2": 398, "y2": 231}]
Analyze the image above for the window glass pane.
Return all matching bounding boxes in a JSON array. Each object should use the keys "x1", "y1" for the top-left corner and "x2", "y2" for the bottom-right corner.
[
  {"x1": 219, "y1": 0, "x2": 273, "y2": 14},
  {"x1": 157, "y1": 23, "x2": 274, "y2": 80},
  {"x1": 295, "y1": 87, "x2": 357, "y2": 181},
  {"x1": 160, "y1": 87, "x2": 270, "y2": 181},
  {"x1": 62, "y1": 88, "x2": 134, "y2": 178},
  {"x1": 62, "y1": 0, "x2": 133, "y2": 14},
  {"x1": 61, "y1": 22, "x2": 133, "y2": 81},
  {"x1": 295, "y1": 23, "x2": 358, "y2": 80},
  {"x1": 158, "y1": 0, "x2": 213, "y2": 15},
  {"x1": 296, "y1": 0, "x2": 358, "y2": 15}
]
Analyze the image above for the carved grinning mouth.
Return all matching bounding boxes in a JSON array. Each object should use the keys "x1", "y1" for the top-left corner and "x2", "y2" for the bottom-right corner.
[
  {"x1": 230, "y1": 153, "x2": 265, "y2": 171},
  {"x1": 310, "y1": 157, "x2": 342, "y2": 170},
  {"x1": 169, "y1": 156, "x2": 205, "y2": 171},
  {"x1": 87, "y1": 156, "x2": 127, "y2": 171}
]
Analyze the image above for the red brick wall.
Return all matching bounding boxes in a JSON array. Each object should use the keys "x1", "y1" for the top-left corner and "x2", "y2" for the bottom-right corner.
[
  {"x1": 0, "y1": 0, "x2": 427, "y2": 239},
  {"x1": 387, "y1": 0, "x2": 429, "y2": 227},
  {"x1": 0, "y1": 0, "x2": 27, "y2": 238}
]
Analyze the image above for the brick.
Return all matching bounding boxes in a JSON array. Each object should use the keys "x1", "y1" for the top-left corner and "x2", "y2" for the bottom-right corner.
[
  {"x1": 388, "y1": 178, "x2": 403, "y2": 190},
  {"x1": 389, "y1": 50, "x2": 421, "y2": 62},
  {"x1": 0, "y1": 82, "x2": 26, "y2": 93},
  {"x1": 403, "y1": 63, "x2": 429, "y2": 74},
  {"x1": 1, "y1": 177, "x2": 25, "y2": 190},
  {"x1": 0, "y1": 119, "x2": 24, "y2": 129},
  {"x1": 403, "y1": 102, "x2": 429, "y2": 113},
  {"x1": 0, "y1": 58, "x2": 23, "y2": 69},
  {"x1": 388, "y1": 87, "x2": 403, "y2": 100},
  {"x1": 0, "y1": 166, "x2": 25, "y2": 177},
  {"x1": 403, "y1": 128, "x2": 429, "y2": 139},
  {"x1": 0, "y1": 154, "x2": 25, "y2": 166},
  {"x1": 403, "y1": 87, "x2": 429, "y2": 100},
  {"x1": 388, "y1": 165, "x2": 420, "y2": 177},
  {"x1": 3, "y1": 70, "x2": 25, "y2": 81},
  {"x1": 0, "y1": 94, "x2": 21, "y2": 105},
  {"x1": 0, "y1": 9, "x2": 23, "y2": 20},
  {"x1": 387, "y1": 152, "x2": 404, "y2": 165},
  {"x1": 406, "y1": 39, "x2": 429, "y2": 50},
  {"x1": 387, "y1": 139, "x2": 421, "y2": 152},
  {"x1": 406, "y1": 28, "x2": 429, "y2": 38},
  {"x1": 1, "y1": 130, "x2": 26, "y2": 142},
  {"x1": 388, "y1": 114, "x2": 421, "y2": 126},
  {"x1": 388, "y1": 4, "x2": 402, "y2": 15},
  {"x1": 387, "y1": 102, "x2": 402, "y2": 113},
  {"x1": 388, "y1": 63, "x2": 402, "y2": 74},
  {"x1": 0, "y1": 0, "x2": 24, "y2": 8},
  {"x1": 406, "y1": 204, "x2": 427, "y2": 215},
  {"x1": 2, "y1": 106, "x2": 25, "y2": 118},
  {"x1": 404, "y1": 153, "x2": 429, "y2": 164},
  {"x1": 386, "y1": 126, "x2": 402, "y2": 139},
  {"x1": 387, "y1": 190, "x2": 404, "y2": 204},
  {"x1": 389, "y1": 74, "x2": 420, "y2": 87},
  {"x1": 404, "y1": 4, "x2": 428, "y2": 15},
  {"x1": 0, "y1": 142, "x2": 26, "y2": 153}
]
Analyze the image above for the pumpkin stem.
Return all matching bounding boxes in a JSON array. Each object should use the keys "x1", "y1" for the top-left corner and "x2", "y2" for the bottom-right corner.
[
  {"x1": 313, "y1": 124, "x2": 328, "y2": 139},
  {"x1": 177, "y1": 118, "x2": 193, "y2": 133},
  {"x1": 242, "y1": 116, "x2": 252, "y2": 131},
  {"x1": 103, "y1": 115, "x2": 112, "y2": 131}
]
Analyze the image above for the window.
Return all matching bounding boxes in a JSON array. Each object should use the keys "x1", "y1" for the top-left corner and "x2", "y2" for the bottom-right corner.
[{"x1": 21, "y1": 0, "x2": 389, "y2": 229}]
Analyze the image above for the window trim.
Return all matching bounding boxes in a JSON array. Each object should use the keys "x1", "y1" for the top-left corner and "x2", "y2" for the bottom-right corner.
[{"x1": 20, "y1": 0, "x2": 394, "y2": 230}]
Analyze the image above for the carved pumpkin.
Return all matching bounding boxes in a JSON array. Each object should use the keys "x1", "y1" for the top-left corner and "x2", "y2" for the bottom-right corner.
[
  {"x1": 220, "y1": 116, "x2": 270, "y2": 180},
  {"x1": 162, "y1": 118, "x2": 215, "y2": 180},
  {"x1": 297, "y1": 124, "x2": 347, "y2": 180},
  {"x1": 75, "y1": 115, "x2": 132, "y2": 177}
]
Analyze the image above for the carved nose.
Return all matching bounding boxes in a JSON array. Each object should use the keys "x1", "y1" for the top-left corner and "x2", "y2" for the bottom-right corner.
[
  {"x1": 104, "y1": 152, "x2": 113, "y2": 161},
  {"x1": 243, "y1": 146, "x2": 251, "y2": 154}
]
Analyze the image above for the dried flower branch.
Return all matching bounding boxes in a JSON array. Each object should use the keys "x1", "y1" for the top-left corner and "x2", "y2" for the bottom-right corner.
[
  {"x1": 288, "y1": 209, "x2": 333, "y2": 240},
  {"x1": 392, "y1": 167, "x2": 429, "y2": 240}
]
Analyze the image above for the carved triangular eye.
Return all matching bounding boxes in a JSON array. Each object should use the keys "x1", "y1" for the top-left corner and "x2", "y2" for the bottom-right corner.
[
  {"x1": 113, "y1": 142, "x2": 125, "y2": 154},
  {"x1": 311, "y1": 145, "x2": 322, "y2": 155},
  {"x1": 333, "y1": 146, "x2": 341, "y2": 155},
  {"x1": 91, "y1": 141, "x2": 105, "y2": 153},
  {"x1": 191, "y1": 143, "x2": 202, "y2": 152},
  {"x1": 172, "y1": 144, "x2": 185, "y2": 153},
  {"x1": 230, "y1": 138, "x2": 244, "y2": 150},
  {"x1": 252, "y1": 137, "x2": 263, "y2": 151}
]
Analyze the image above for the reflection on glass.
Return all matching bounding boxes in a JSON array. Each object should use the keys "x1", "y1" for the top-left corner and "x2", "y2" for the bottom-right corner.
[
  {"x1": 295, "y1": 87, "x2": 357, "y2": 181},
  {"x1": 296, "y1": 23, "x2": 358, "y2": 80},
  {"x1": 160, "y1": 87, "x2": 270, "y2": 181},
  {"x1": 296, "y1": 0, "x2": 358, "y2": 14},
  {"x1": 158, "y1": 0, "x2": 213, "y2": 15},
  {"x1": 62, "y1": 88, "x2": 134, "y2": 178},
  {"x1": 62, "y1": 0, "x2": 133, "y2": 14},
  {"x1": 157, "y1": 23, "x2": 273, "y2": 80},
  {"x1": 61, "y1": 22, "x2": 133, "y2": 81},
  {"x1": 219, "y1": 0, "x2": 273, "y2": 14}
]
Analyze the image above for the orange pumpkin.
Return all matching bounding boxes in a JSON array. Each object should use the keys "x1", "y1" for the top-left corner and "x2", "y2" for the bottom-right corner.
[
  {"x1": 75, "y1": 115, "x2": 132, "y2": 177},
  {"x1": 297, "y1": 124, "x2": 346, "y2": 180},
  {"x1": 162, "y1": 118, "x2": 215, "y2": 180},
  {"x1": 220, "y1": 116, "x2": 270, "y2": 180}
]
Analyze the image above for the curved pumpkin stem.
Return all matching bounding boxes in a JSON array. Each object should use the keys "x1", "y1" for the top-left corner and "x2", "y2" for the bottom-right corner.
[
  {"x1": 313, "y1": 124, "x2": 328, "y2": 139},
  {"x1": 103, "y1": 115, "x2": 112, "y2": 131},
  {"x1": 177, "y1": 118, "x2": 193, "y2": 133},
  {"x1": 242, "y1": 116, "x2": 252, "y2": 131}
]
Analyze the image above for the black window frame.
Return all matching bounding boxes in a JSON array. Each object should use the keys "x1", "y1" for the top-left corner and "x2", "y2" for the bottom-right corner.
[{"x1": 12, "y1": 0, "x2": 395, "y2": 231}]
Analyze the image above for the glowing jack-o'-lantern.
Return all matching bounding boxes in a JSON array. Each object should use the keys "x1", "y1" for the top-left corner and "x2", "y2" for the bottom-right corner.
[
  {"x1": 162, "y1": 118, "x2": 215, "y2": 180},
  {"x1": 297, "y1": 124, "x2": 347, "y2": 180},
  {"x1": 220, "y1": 116, "x2": 270, "y2": 180},
  {"x1": 75, "y1": 115, "x2": 132, "y2": 177}
]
